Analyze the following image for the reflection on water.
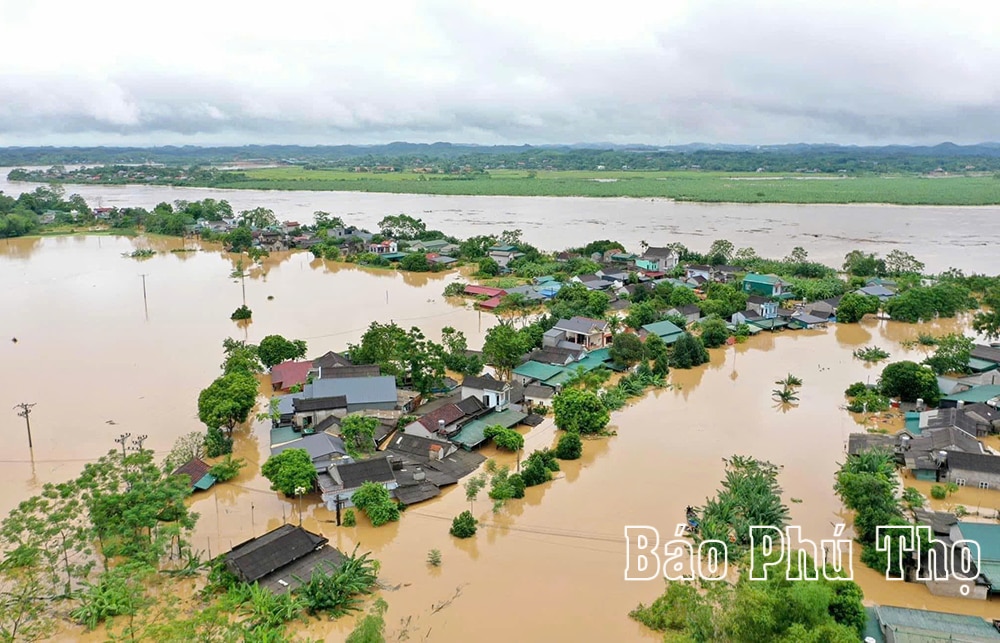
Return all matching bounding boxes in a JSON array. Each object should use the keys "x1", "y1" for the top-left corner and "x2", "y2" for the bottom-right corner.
[{"x1": 4, "y1": 235, "x2": 999, "y2": 641}]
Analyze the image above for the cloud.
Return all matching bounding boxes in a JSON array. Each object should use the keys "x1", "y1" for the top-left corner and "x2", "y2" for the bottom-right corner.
[{"x1": 1, "y1": 0, "x2": 998, "y2": 145}]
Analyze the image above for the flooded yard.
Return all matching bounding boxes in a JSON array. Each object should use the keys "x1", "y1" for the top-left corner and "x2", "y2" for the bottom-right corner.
[{"x1": 3, "y1": 234, "x2": 1000, "y2": 640}]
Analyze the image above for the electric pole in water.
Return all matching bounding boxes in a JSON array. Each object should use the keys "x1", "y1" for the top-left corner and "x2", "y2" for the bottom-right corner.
[
  {"x1": 139, "y1": 274, "x2": 149, "y2": 319},
  {"x1": 131, "y1": 434, "x2": 148, "y2": 452},
  {"x1": 13, "y1": 403, "x2": 36, "y2": 449},
  {"x1": 115, "y1": 433, "x2": 132, "y2": 458}
]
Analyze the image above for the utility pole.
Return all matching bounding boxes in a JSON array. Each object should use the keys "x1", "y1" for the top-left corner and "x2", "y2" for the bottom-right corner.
[
  {"x1": 131, "y1": 434, "x2": 148, "y2": 452},
  {"x1": 139, "y1": 274, "x2": 149, "y2": 319},
  {"x1": 295, "y1": 486, "x2": 306, "y2": 526},
  {"x1": 115, "y1": 432, "x2": 132, "y2": 458},
  {"x1": 13, "y1": 403, "x2": 36, "y2": 449}
]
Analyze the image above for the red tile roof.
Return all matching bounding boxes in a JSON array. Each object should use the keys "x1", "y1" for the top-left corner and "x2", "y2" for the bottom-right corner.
[
  {"x1": 418, "y1": 404, "x2": 466, "y2": 432},
  {"x1": 172, "y1": 458, "x2": 211, "y2": 483},
  {"x1": 464, "y1": 285, "x2": 507, "y2": 297},
  {"x1": 270, "y1": 360, "x2": 313, "y2": 390},
  {"x1": 479, "y1": 295, "x2": 503, "y2": 309}
]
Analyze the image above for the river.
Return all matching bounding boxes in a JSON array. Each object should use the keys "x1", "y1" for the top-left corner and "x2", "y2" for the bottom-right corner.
[
  {"x1": 3, "y1": 228, "x2": 1000, "y2": 637},
  {"x1": 4, "y1": 169, "x2": 1000, "y2": 273}
]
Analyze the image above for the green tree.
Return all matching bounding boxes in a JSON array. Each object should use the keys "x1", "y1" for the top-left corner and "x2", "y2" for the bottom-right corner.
[
  {"x1": 878, "y1": 361, "x2": 940, "y2": 406},
  {"x1": 450, "y1": 511, "x2": 477, "y2": 538},
  {"x1": 261, "y1": 449, "x2": 317, "y2": 497},
  {"x1": 351, "y1": 482, "x2": 400, "y2": 527},
  {"x1": 552, "y1": 388, "x2": 610, "y2": 434},
  {"x1": 643, "y1": 333, "x2": 668, "y2": 361},
  {"x1": 482, "y1": 321, "x2": 527, "y2": 381},
  {"x1": 340, "y1": 415, "x2": 379, "y2": 457},
  {"x1": 224, "y1": 226, "x2": 253, "y2": 253},
  {"x1": 972, "y1": 288, "x2": 1000, "y2": 340},
  {"x1": 699, "y1": 316, "x2": 730, "y2": 348},
  {"x1": 694, "y1": 455, "x2": 790, "y2": 561},
  {"x1": 400, "y1": 253, "x2": 431, "y2": 272},
  {"x1": 708, "y1": 239, "x2": 735, "y2": 263},
  {"x1": 555, "y1": 432, "x2": 583, "y2": 460},
  {"x1": 835, "y1": 448, "x2": 905, "y2": 570},
  {"x1": 884, "y1": 250, "x2": 925, "y2": 276},
  {"x1": 348, "y1": 322, "x2": 445, "y2": 393},
  {"x1": 161, "y1": 431, "x2": 207, "y2": 474},
  {"x1": 923, "y1": 333, "x2": 973, "y2": 375},
  {"x1": 221, "y1": 339, "x2": 263, "y2": 375},
  {"x1": 669, "y1": 287, "x2": 700, "y2": 308},
  {"x1": 608, "y1": 332, "x2": 645, "y2": 368},
  {"x1": 464, "y1": 474, "x2": 487, "y2": 512},
  {"x1": 377, "y1": 214, "x2": 426, "y2": 239},
  {"x1": 670, "y1": 333, "x2": 709, "y2": 369},
  {"x1": 483, "y1": 425, "x2": 524, "y2": 451},
  {"x1": 257, "y1": 335, "x2": 308, "y2": 369},
  {"x1": 477, "y1": 257, "x2": 500, "y2": 276},
  {"x1": 624, "y1": 301, "x2": 660, "y2": 330},
  {"x1": 197, "y1": 371, "x2": 259, "y2": 433},
  {"x1": 238, "y1": 207, "x2": 277, "y2": 229},
  {"x1": 833, "y1": 292, "x2": 879, "y2": 323},
  {"x1": 842, "y1": 251, "x2": 885, "y2": 277}
]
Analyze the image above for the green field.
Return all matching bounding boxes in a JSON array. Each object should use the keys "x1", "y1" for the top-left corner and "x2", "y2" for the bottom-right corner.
[{"x1": 213, "y1": 167, "x2": 1000, "y2": 205}]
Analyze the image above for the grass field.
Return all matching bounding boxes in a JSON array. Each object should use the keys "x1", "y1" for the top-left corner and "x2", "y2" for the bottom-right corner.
[{"x1": 213, "y1": 167, "x2": 1000, "y2": 205}]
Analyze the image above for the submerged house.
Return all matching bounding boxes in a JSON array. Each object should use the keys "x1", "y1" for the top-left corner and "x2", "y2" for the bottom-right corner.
[
  {"x1": 634, "y1": 247, "x2": 678, "y2": 272},
  {"x1": 741, "y1": 273, "x2": 792, "y2": 298},
  {"x1": 461, "y1": 374, "x2": 511, "y2": 411},
  {"x1": 224, "y1": 525, "x2": 345, "y2": 594},
  {"x1": 321, "y1": 457, "x2": 398, "y2": 509},
  {"x1": 550, "y1": 316, "x2": 612, "y2": 349},
  {"x1": 171, "y1": 458, "x2": 217, "y2": 492}
]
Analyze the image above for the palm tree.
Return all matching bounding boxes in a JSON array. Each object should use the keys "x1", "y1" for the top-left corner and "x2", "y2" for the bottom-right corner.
[
  {"x1": 772, "y1": 387, "x2": 799, "y2": 403},
  {"x1": 775, "y1": 373, "x2": 803, "y2": 388}
]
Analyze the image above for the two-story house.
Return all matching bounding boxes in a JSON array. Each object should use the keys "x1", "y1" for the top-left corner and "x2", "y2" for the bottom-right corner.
[
  {"x1": 634, "y1": 247, "x2": 679, "y2": 272},
  {"x1": 551, "y1": 316, "x2": 612, "y2": 349},
  {"x1": 461, "y1": 374, "x2": 511, "y2": 411},
  {"x1": 368, "y1": 240, "x2": 398, "y2": 254},
  {"x1": 742, "y1": 273, "x2": 792, "y2": 298},
  {"x1": 488, "y1": 245, "x2": 524, "y2": 269}
]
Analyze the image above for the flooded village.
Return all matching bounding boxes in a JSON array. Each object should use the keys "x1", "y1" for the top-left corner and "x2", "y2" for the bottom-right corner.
[{"x1": 3, "y1": 179, "x2": 1000, "y2": 641}]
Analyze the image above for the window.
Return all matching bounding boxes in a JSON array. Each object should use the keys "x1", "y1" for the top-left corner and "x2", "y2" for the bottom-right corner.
[
  {"x1": 979, "y1": 481, "x2": 990, "y2": 490},
  {"x1": 954, "y1": 478, "x2": 966, "y2": 486},
  {"x1": 483, "y1": 394, "x2": 490, "y2": 408}
]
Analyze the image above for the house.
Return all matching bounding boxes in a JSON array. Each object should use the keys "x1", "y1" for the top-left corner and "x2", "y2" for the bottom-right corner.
[
  {"x1": 463, "y1": 285, "x2": 507, "y2": 298},
  {"x1": 512, "y1": 361, "x2": 565, "y2": 386},
  {"x1": 368, "y1": 240, "x2": 398, "y2": 254},
  {"x1": 270, "y1": 360, "x2": 313, "y2": 392},
  {"x1": 292, "y1": 395, "x2": 348, "y2": 431},
  {"x1": 972, "y1": 345, "x2": 1000, "y2": 371},
  {"x1": 665, "y1": 304, "x2": 702, "y2": 324},
  {"x1": 684, "y1": 264, "x2": 712, "y2": 281},
  {"x1": 745, "y1": 295, "x2": 778, "y2": 319},
  {"x1": 916, "y1": 403, "x2": 1000, "y2": 438},
  {"x1": 789, "y1": 312, "x2": 829, "y2": 329},
  {"x1": 524, "y1": 346, "x2": 583, "y2": 366},
  {"x1": 450, "y1": 408, "x2": 528, "y2": 450},
  {"x1": 408, "y1": 239, "x2": 449, "y2": 253},
  {"x1": 311, "y1": 350, "x2": 354, "y2": 376},
  {"x1": 741, "y1": 273, "x2": 792, "y2": 298},
  {"x1": 171, "y1": 458, "x2": 217, "y2": 492},
  {"x1": 940, "y1": 385, "x2": 1000, "y2": 409},
  {"x1": 324, "y1": 457, "x2": 398, "y2": 508},
  {"x1": 573, "y1": 274, "x2": 613, "y2": 291},
  {"x1": 403, "y1": 403, "x2": 467, "y2": 439},
  {"x1": 270, "y1": 432, "x2": 349, "y2": 473},
  {"x1": 488, "y1": 245, "x2": 523, "y2": 268},
  {"x1": 524, "y1": 384, "x2": 556, "y2": 409},
  {"x1": 282, "y1": 221, "x2": 301, "y2": 234},
  {"x1": 712, "y1": 265, "x2": 740, "y2": 282},
  {"x1": 869, "y1": 605, "x2": 1000, "y2": 640},
  {"x1": 384, "y1": 433, "x2": 485, "y2": 486},
  {"x1": 461, "y1": 374, "x2": 511, "y2": 411},
  {"x1": 318, "y1": 365, "x2": 381, "y2": 380},
  {"x1": 307, "y1": 375, "x2": 399, "y2": 413},
  {"x1": 943, "y1": 451, "x2": 1000, "y2": 490},
  {"x1": 552, "y1": 316, "x2": 612, "y2": 349},
  {"x1": 897, "y1": 425, "x2": 984, "y2": 481},
  {"x1": 910, "y1": 509, "x2": 985, "y2": 599},
  {"x1": 634, "y1": 247, "x2": 678, "y2": 272},
  {"x1": 639, "y1": 320, "x2": 685, "y2": 344},
  {"x1": 555, "y1": 251, "x2": 579, "y2": 263},
  {"x1": 428, "y1": 254, "x2": 458, "y2": 266},
  {"x1": 951, "y1": 522, "x2": 1000, "y2": 598},
  {"x1": 801, "y1": 298, "x2": 838, "y2": 320},
  {"x1": 223, "y1": 525, "x2": 345, "y2": 594},
  {"x1": 855, "y1": 284, "x2": 896, "y2": 301}
]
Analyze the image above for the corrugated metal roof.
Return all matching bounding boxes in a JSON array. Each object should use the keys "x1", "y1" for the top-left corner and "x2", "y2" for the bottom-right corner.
[
  {"x1": 513, "y1": 361, "x2": 564, "y2": 381},
  {"x1": 451, "y1": 409, "x2": 527, "y2": 449},
  {"x1": 874, "y1": 605, "x2": 1000, "y2": 640}
]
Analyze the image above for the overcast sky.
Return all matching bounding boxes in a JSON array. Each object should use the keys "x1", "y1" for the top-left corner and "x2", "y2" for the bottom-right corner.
[{"x1": 2, "y1": 0, "x2": 999, "y2": 146}]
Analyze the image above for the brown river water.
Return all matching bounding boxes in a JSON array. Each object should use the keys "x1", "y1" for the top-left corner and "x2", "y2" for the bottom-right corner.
[
  {"x1": 2, "y1": 231, "x2": 1000, "y2": 639},
  {"x1": 3, "y1": 168, "x2": 1000, "y2": 273}
]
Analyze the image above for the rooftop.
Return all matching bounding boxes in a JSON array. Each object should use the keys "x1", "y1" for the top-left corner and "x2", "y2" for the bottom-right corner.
[
  {"x1": 554, "y1": 316, "x2": 610, "y2": 334},
  {"x1": 331, "y1": 457, "x2": 396, "y2": 489},
  {"x1": 942, "y1": 385, "x2": 1000, "y2": 404},
  {"x1": 270, "y1": 361, "x2": 313, "y2": 389},
  {"x1": 641, "y1": 319, "x2": 685, "y2": 338},
  {"x1": 513, "y1": 360, "x2": 565, "y2": 382},
  {"x1": 451, "y1": 409, "x2": 527, "y2": 449},
  {"x1": 743, "y1": 273, "x2": 788, "y2": 285},
  {"x1": 292, "y1": 395, "x2": 348, "y2": 413},
  {"x1": 462, "y1": 373, "x2": 509, "y2": 392},
  {"x1": 873, "y1": 605, "x2": 1000, "y2": 641},
  {"x1": 417, "y1": 403, "x2": 466, "y2": 431},
  {"x1": 308, "y1": 375, "x2": 398, "y2": 406},
  {"x1": 225, "y1": 525, "x2": 332, "y2": 585}
]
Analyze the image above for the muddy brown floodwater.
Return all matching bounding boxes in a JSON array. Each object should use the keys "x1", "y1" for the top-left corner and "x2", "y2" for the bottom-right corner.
[{"x1": 3, "y1": 234, "x2": 1000, "y2": 642}]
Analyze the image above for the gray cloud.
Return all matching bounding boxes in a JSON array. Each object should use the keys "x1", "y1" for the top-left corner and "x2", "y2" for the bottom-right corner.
[{"x1": 1, "y1": 0, "x2": 998, "y2": 145}]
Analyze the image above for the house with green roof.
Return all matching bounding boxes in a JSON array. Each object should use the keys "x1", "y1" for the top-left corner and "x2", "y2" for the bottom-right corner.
[
  {"x1": 953, "y1": 522, "x2": 1000, "y2": 597},
  {"x1": 940, "y1": 385, "x2": 1000, "y2": 409},
  {"x1": 450, "y1": 408, "x2": 527, "y2": 450},
  {"x1": 640, "y1": 320, "x2": 685, "y2": 344},
  {"x1": 741, "y1": 273, "x2": 793, "y2": 298},
  {"x1": 512, "y1": 361, "x2": 565, "y2": 385},
  {"x1": 871, "y1": 605, "x2": 1000, "y2": 641}
]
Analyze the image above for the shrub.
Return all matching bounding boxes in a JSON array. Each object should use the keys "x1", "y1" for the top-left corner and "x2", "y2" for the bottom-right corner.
[
  {"x1": 450, "y1": 511, "x2": 478, "y2": 538},
  {"x1": 930, "y1": 485, "x2": 947, "y2": 500},
  {"x1": 555, "y1": 432, "x2": 583, "y2": 460},
  {"x1": 208, "y1": 455, "x2": 246, "y2": 482},
  {"x1": 844, "y1": 381, "x2": 869, "y2": 397},
  {"x1": 205, "y1": 426, "x2": 233, "y2": 457},
  {"x1": 427, "y1": 549, "x2": 442, "y2": 567},
  {"x1": 342, "y1": 509, "x2": 356, "y2": 527}
]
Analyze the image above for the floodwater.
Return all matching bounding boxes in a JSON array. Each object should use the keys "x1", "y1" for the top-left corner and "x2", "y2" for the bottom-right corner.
[
  {"x1": 4, "y1": 168, "x2": 1000, "y2": 273},
  {"x1": 4, "y1": 235, "x2": 1000, "y2": 641}
]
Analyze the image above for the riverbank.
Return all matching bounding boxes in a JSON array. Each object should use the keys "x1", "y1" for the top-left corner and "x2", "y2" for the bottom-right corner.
[{"x1": 10, "y1": 167, "x2": 1000, "y2": 205}]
